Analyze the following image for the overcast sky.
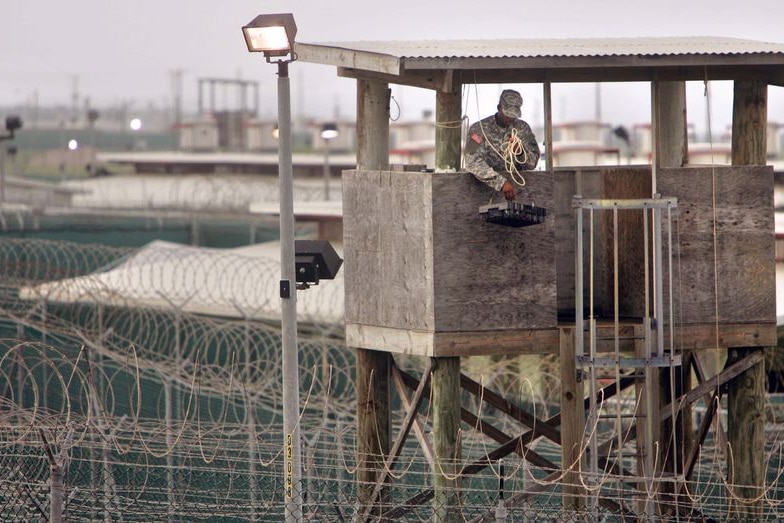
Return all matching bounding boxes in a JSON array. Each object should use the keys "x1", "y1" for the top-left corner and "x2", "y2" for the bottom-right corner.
[{"x1": 3, "y1": 0, "x2": 784, "y2": 135}]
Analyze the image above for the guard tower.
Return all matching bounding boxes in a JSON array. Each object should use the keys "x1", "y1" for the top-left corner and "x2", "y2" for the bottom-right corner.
[{"x1": 296, "y1": 37, "x2": 783, "y2": 520}]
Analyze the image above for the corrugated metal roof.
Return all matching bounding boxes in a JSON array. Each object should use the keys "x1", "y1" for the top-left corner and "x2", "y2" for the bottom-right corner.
[
  {"x1": 299, "y1": 36, "x2": 784, "y2": 60},
  {"x1": 295, "y1": 36, "x2": 784, "y2": 85}
]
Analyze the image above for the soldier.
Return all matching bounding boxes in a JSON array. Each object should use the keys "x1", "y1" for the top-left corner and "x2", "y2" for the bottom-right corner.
[{"x1": 464, "y1": 89, "x2": 540, "y2": 201}]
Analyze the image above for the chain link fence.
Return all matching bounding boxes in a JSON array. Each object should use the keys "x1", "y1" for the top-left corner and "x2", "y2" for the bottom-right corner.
[{"x1": 1, "y1": 239, "x2": 784, "y2": 521}]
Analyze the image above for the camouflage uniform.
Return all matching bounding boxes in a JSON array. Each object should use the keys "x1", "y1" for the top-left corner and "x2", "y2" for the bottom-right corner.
[{"x1": 464, "y1": 99, "x2": 540, "y2": 193}]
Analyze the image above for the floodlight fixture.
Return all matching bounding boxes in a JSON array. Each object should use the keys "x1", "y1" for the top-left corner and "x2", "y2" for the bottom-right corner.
[
  {"x1": 5, "y1": 116, "x2": 22, "y2": 133},
  {"x1": 242, "y1": 13, "x2": 297, "y2": 61}
]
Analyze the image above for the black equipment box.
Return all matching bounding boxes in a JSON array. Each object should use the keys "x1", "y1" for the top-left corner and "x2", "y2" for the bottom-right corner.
[{"x1": 478, "y1": 201, "x2": 547, "y2": 227}]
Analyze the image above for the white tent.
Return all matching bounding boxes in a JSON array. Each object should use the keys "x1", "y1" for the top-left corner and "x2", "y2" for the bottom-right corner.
[{"x1": 19, "y1": 240, "x2": 344, "y2": 326}]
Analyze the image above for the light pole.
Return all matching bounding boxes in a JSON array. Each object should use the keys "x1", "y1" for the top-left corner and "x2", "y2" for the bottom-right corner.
[
  {"x1": 320, "y1": 123, "x2": 338, "y2": 200},
  {"x1": 129, "y1": 118, "x2": 143, "y2": 150},
  {"x1": 243, "y1": 13, "x2": 302, "y2": 522},
  {"x1": 0, "y1": 116, "x2": 23, "y2": 204},
  {"x1": 87, "y1": 108, "x2": 99, "y2": 175}
]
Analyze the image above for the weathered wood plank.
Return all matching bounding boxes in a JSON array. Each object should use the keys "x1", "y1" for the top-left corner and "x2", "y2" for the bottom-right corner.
[
  {"x1": 658, "y1": 166, "x2": 775, "y2": 325},
  {"x1": 598, "y1": 168, "x2": 652, "y2": 318},
  {"x1": 432, "y1": 170, "x2": 557, "y2": 331},
  {"x1": 344, "y1": 165, "x2": 775, "y2": 357},
  {"x1": 554, "y1": 167, "x2": 652, "y2": 317},
  {"x1": 434, "y1": 328, "x2": 560, "y2": 356},
  {"x1": 346, "y1": 321, "x2": 775, "y2": 357},
  {"x1": 343, "y1": 168, "x2": 557, "y2": 356}
]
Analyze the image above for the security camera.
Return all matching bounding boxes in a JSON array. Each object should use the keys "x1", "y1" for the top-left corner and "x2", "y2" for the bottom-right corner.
[{"x1": 294, "y1": 239, "x2": 343, "y2": 289}]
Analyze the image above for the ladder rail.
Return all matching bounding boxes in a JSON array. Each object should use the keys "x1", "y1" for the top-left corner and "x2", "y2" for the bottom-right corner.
[{"x1": 573, "y1": 195, "x2": 679, "y2": 519}]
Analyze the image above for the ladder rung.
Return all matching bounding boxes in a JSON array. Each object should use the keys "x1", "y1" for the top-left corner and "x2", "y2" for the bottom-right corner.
[
  {"x1": 594, "y1": 373, "x2": 645, "y2": 380},
  {"x1": 598, "y1": 414, "x2": 645, "y2": 419},
  {"x1": 577, "y1": 355, "x2": 682, "y2": 369},
  {"x1": 595, "y1": 336, "x2": 646, "y2": 341},
  {"x1": 614, "y1": 452, "x2": 645, "y2": 458}
]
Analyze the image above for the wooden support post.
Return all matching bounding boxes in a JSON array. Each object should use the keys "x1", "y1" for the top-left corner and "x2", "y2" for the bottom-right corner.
[
  {"x1": 731, "y1": 80, "x2": 767, "y2": 166},
  {"x1": 431, "y1": 82, "x2": 464, "y2": 522},
  {"x1": 653, "y1": 80, "x2": 690, "y2": 510},
  {"x1": 654, "y1": 81, "x2": 688, "y2": 168},
  {"x1": 544, "y1": 80, "x2": 554, "y2": 173},
  {"x1": 355, "y1": 78, "x2": 392, "y2": 515},
  {"x1": 356, "y1": 79, "x2": 390, "y2": 170},
  {"x1": 559, "y1": 327, "x2": 585, "y2": 511},
  {"x1": 635, "y1": 324, "x2": 660, "y2": 517},
  {"x1": 356, "y1": 349, "x2": 391, "y2": 513},
  {"x1": 435, "y1": 87, "x2": 462, "y2": 171},
  {"x1": 728, "y1": 79, "x2": 767, "y2": 520},
  {"x1": 433, "y1": 357, "x2": 461, "y2": 522},
  {"x1": 726, "y1": 347, "x2": 766, "y2": 519}
]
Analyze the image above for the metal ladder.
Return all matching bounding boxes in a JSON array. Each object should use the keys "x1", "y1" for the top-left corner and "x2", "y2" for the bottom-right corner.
[{"x1": 574, "y1": 195, "x2": 681, "y2": 518}]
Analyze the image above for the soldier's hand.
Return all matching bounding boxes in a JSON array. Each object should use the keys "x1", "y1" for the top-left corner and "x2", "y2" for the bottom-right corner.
[{"x1": 501, "y1": 181, "x2": 516, "y2": 201}]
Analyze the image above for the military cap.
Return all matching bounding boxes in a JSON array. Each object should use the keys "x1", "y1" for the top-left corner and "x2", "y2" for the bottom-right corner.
[{"x1": 499, "y1": 89, "x2": 522, "y2": 119}]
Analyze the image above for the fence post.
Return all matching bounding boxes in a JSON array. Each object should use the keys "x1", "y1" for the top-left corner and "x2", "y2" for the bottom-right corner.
[
  {"x1": 40, "y1": 429, "x2": 63, "y2": 523},
  {"x1": 50, "y1": 462, "x2": 64, "y2": 523}
]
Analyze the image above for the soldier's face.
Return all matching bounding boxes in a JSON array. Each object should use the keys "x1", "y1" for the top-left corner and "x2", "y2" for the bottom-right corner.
[{"x1": 496, "y1": 106, "x2": 515, "y2": 127}]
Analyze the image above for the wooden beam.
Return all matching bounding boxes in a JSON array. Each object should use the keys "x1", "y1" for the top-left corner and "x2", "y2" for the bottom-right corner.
[
  {"x1": 339, "y1": 67, "x2": 452, "y2": 91},
  {"x1": 296, "y1": 43, "x2": 402, "y2": 76},
  {"x1": 432, "y1": 70, "x2": 465, "y2": 523},
  {"x1": 559, "y1": 327, "x2": 585, "y2": 511},
  {"x1": 391, "y1": 364, "x2": 435, "y2": 467},
  {"x1": 467, "y1": 469, "x2": 630, "y2": 523},
  {"x1": 453, "y1": 65, "x2": 784, "y2": 86},
  {"x1": 359, "y1": 359, "x2": 434, "y2": 521},
  {"x1": 354, "y1": 77, "x2": 392, "y2": 517},
  {"x1": 660, "y1": 349, "x2": 764, "y2": 421},
  {"x1": 459, "y1": 406, "x2": 559, "y2": 472},
  {"x1": 654, "y1": 80, "x2": 688, "y2": 168},
  {"x1": 432, "y1": 357, "x2": 461, "y2": 523},
  {"x1": 459, "y1": 373, "x2": 561, "y2": 444},
  {"x1": 406, "y1": 54, "x2": 784, "y2": 73},
  {"x1": 434, "y1": 328, "x2": 561, "y2": 356},
  {"x1": 732, "y1": 80, "x2": 768, "y2": 166},
  {"x1": 355, "y1": 349, "x2": 390, "y2": 514},
  {"x1": 388, "y1": 371, "x2": 639, "y2": 521},
  {"x1": 727, "y1": 78, "x2": 767, "y2": 522},
  {"x1": 543, "y1": 80, "x2": 554, "y2": 173},
  {"x1": 727, "y1": 348, "x2": 766, "y2": 520},
  {"x1": 356, "y1": 79, "x2": 390, "y2": 170},
  {"x1": 398, "y1": 368, "x2": 563, "y2": 468},
  {"x1": 665, "y1": 323, "x2": 776, "y2": 350},
  {"x1": 435, "y1": 88, "x2": 462, "y2": 171},
  {"x1": 684, "y1": 390, "x2": 719, "y2": 481}
]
